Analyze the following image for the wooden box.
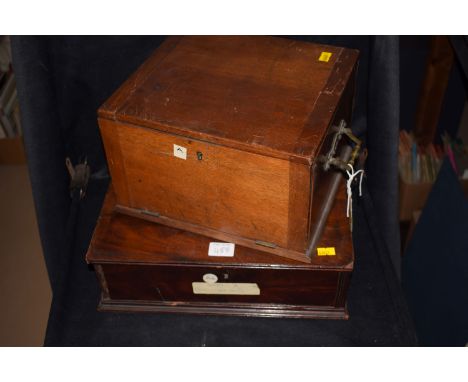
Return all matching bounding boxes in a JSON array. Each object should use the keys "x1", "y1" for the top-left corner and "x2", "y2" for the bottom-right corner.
[
  {"x1": 86, "y1": 183, "x2": 353, "y2": 319},
  {"x1": 98, "y1": 36, "x2": 359, "y2": 263}
]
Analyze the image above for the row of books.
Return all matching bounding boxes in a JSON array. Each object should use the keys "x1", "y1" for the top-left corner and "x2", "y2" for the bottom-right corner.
[
  {"x1": 0, "y1": 70, "x2": 21, "y2": 139},
  {"x1": 399, "y1": 130, "x2": 468, "y2": 184},
  {"x1": 441, "y1": 132, "x2": 468, "y2": 180},
  {"x1": 0, "y1": 36, "x2": 21, "y2": 139}
]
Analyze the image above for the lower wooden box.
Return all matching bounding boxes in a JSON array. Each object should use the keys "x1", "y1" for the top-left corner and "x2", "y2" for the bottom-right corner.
[{"x1": 86, "y1": 184, "x2": 354, "y2": 319}]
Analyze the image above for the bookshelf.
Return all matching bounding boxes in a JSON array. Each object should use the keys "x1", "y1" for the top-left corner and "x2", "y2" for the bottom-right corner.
[{"x1": 0, "y1": 35, "x2": 26, "y2": 164}]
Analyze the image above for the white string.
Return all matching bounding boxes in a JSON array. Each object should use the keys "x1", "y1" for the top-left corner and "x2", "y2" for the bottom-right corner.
[{"x1": 345, "y1": 164, "x2": 364, "y2": 218}]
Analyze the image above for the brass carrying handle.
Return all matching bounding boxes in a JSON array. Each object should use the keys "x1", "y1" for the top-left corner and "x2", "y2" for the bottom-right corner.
[{"x1": 319, "y1": 119, "x2": 362, "y2": 172}]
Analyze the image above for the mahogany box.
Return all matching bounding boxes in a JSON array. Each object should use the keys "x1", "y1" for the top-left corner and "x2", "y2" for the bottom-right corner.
[
  {"x1": 86, "y1": 184, "x2": 353, "y2": 319},
  {"x1": 98, "y1": 36, "x2": 359, "y2": 263}
]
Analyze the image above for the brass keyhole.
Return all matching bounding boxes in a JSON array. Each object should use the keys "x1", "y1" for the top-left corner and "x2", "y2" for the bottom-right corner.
[{"x1": 197, "y1": 151, "x2": 203, "y2": 161}]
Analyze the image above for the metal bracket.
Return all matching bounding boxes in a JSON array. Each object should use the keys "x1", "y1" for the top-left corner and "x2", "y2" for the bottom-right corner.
[
  {"x1": 140, "y1": 209, "x2": 161, "y2": 218},
  {"x1": 66, "y1": 157, "x2": 90, "y2": 199},
  {"x1": 319, "y1": 119, "x2": 362, "y2": 172},
  {"x1": 254, "y1": 240, "x2": 277, "y2": 249}
]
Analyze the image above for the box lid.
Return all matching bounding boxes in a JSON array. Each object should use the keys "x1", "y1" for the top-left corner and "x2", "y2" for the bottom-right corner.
[
  {"x1": 99, "y1": 36, "x2": 359, "y2": 165},
  {"x1": 86, "y1": 183, "x2": 353, "y2": 269}
]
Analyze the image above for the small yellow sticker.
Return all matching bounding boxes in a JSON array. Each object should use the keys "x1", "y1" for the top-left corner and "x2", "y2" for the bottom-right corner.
[
  {"x1": 317, "y1": 247, "x2": 336, "y2": 256},
  {"x1": 318, "y1": 52, "x2": 332, "y2": 62}
]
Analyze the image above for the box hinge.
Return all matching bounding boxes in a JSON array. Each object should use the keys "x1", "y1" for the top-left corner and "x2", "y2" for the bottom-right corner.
[
  {"x1": 254, "y1": 240, "x2": 277, "y2": 249},
  {"x1": 140, "y1": 209, "x2": 161, "y2": 218}
]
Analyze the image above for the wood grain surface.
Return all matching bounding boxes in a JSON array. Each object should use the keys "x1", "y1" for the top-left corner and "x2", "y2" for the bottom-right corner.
[
  {"x1": 100, "y1": 36, "x2": 358, "y2": 163},
  {"x1": 86, "y1": 182, "x2": 353, "y2": 319},
  {"x1": 98, "y1": 36, "x2": 359, "y2": 262},
  {"x1": 87, "y1": 183, "x2": 353, "y2": 269}
]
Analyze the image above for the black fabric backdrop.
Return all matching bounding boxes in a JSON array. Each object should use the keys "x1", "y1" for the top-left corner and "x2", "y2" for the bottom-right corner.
[
  {"x1": 403, "y1": 159, "x2": 468, "y2": 346},
  {"x1": 11, "y1": 36, "x2": 416, "y2": 346}
]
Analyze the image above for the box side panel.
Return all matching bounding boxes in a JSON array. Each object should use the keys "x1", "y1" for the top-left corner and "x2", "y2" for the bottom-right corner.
[
  {"x1": 287, "y1": 162, "x2": 312, "y2": 252},
  {"x1": 100, "y1": 119, "x2": 292, "y2": 248},
  {"x1": 308, "y1": 65, "x2": 357, "y2": 244},
  {"x1": 99, "y1": 118, "x2": 131, "y2": 206},
  {"x1": 335, "y1": 272, "x2": 352, "y2": 308}
]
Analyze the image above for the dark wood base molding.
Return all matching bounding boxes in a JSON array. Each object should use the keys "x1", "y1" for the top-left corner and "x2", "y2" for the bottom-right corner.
[{"x1": 98, "y1": 297, "x2": 349, "y2": 320}]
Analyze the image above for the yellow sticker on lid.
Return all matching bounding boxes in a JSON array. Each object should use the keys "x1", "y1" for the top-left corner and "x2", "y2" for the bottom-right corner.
[
  {"x1": 318, "y1": 52, "x2": 332, "y2": 62},
  {"x1": 317, "y1": 247, "x2": 336, "y2": 256}
]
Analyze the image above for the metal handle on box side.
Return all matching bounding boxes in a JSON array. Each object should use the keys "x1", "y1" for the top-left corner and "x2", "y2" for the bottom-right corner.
[{"x1": 319, "y1": 119, "x2": 362, "y2": 172}]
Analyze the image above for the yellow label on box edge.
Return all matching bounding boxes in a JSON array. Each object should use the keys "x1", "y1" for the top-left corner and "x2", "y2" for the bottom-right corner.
[
  {"x1": 318, "y1": 52, "x2": 332, "y2": 62},
  {"x1": 317, "y1": 247, "x2": 336, "y2": 256}
]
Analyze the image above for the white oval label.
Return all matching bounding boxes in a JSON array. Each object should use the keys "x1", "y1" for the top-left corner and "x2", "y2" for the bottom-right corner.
[{"x1": 202, "y1": 273, "x2": 218, "y2": 284}]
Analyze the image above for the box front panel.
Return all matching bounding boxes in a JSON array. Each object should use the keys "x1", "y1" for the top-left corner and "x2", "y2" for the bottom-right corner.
[
  {"x1": 101, "y1": 263, "x2": 342, "y2": 307},
  {"x1": 100, "y1": 119, "x2": 309, "y2": 249}
]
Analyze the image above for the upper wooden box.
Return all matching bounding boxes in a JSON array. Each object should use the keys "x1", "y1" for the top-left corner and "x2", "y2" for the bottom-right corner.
[{"x1": 98, "y1": 36, "x2": 359, "y2": 263}]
